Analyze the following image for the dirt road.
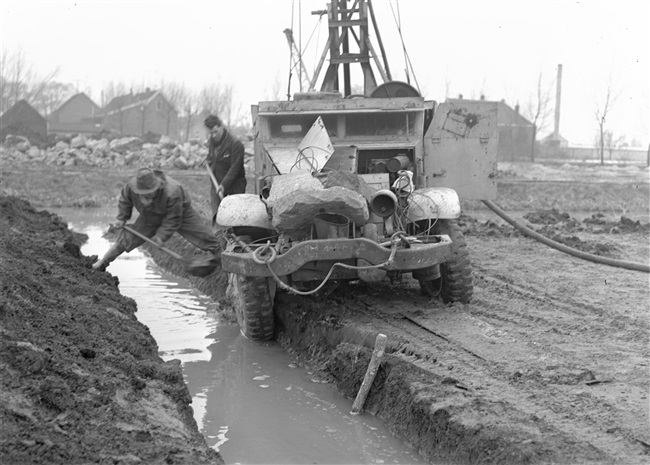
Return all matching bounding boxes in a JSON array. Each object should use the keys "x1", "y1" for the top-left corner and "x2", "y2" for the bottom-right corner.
[{"x1": 1, "y1": 162, "x2": 648, "y2": 464}]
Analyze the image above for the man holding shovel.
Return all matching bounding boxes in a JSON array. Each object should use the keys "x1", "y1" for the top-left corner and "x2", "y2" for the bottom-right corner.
[
  {"x1": 92, "y1": 167, "x2": 221, "y2": 272},
  {"x1": 204, "y1": 115, "x2": 246, "y2": 223}
]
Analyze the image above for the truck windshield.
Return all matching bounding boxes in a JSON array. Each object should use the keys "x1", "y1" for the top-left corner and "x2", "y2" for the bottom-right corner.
[
  {"x1": 346, "y1": 112, "x2": 415, "y2": 136},
  {"x1": 266, "y1": 111, "x2": 417, "y2": 139},
  {"x1": 269, "y1": 115, "x2": 338, "y2": 139}
]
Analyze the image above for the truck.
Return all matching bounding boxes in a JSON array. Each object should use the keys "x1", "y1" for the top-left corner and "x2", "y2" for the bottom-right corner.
[{"x1": 216, "y1": 0, "x2": 498, "y2": 340}]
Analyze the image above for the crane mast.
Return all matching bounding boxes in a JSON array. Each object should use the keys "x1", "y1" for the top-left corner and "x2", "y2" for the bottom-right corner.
[
  {"x1": 285, "y1": 0, "x2": 391, "y2": 97},
  {"x1": 312, "y1": 0, "x2": 390, "y2": 96},
  {"x1": 283, "y1": 28, "x2": 313, "y2": 92}
]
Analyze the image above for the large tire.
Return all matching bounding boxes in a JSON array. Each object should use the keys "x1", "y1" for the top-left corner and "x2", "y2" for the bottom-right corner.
[
  {"x1": 227, "y1": 274, "x2": 276, "y2": 341},
  {"x1": 420, "y1": 219, "x2": 473, "y2": 303}
]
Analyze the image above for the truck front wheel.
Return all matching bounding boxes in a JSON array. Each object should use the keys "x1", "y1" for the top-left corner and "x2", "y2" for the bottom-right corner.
[
  {"x1": 227, "y1": 274, "x2": 276, "y2": 341},
  {"x1": 420, "y1": 219, "x2": 473, "y2": 304}
]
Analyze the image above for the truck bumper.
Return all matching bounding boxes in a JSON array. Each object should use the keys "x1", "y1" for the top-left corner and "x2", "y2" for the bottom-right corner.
[{"x1": 220, "y1": 235, "x2": 453, "y2": 277}]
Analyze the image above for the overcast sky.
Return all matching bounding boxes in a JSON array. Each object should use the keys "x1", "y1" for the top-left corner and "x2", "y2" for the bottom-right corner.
[{"x1": 1, "y1": 0, "x2": 648, "y2": 147}]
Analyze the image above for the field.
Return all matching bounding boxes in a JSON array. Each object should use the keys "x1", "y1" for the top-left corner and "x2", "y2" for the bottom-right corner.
[{"x1": 1, "y1": 161, "x2": 649, "y2": 464}]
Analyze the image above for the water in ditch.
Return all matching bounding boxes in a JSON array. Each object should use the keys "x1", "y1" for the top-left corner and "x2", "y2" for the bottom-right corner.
[{"x1": 58, "y1": 208, "x2": 424, "y2": 465}]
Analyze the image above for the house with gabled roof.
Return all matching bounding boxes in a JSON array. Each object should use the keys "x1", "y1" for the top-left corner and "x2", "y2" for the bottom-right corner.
[
  {"x1": 0, "y1": 100, "x2": 47, "y2": 143},
  {"x1": 447, "y1": 97, "x2": 535, "y2": 161},
  {"x1": 48, "y1": 92, "x2": 102, "y2": 135},
  {"x1": 100, "y1": 88, "x2": 179, "y2": 140}
]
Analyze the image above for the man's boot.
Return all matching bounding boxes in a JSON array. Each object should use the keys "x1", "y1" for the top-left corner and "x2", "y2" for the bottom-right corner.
[
  {"x1": 206, "y1": 245, "x2": 222, "y2": 266},
  {"x1": 92, "y1": 243, "x2": 124, "y2": 271}
]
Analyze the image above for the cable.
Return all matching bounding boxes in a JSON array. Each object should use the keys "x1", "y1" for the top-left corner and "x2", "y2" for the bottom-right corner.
[
  {"x1": 287, "y1": 1, "x2": 296, "y2": 100},
  {"x1": 264, "y1": 232, "x2": 403, "y2": 295},
  {"x1": 400, "y1": 191, "x2": 439, "y2": 236},
  {"x1": 229, "y1": 232, "x2": 409, "y2": 296},
  {"x1": 483, "y1": 200, "x2": 650, "y2": 273},
  {"x1": 388, "y1": 0, "x2": 420, "y2": 93},
  {"x1": 287, "y1": 12, "x2": 323, "y2": 78},
  {"x1": 290, "y1": 144, "x2": 332, "y2": 173}
]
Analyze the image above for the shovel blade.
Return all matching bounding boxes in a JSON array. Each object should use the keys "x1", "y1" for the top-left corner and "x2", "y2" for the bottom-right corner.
[{"x1": 184, "y1": 255, "x2": 220, "y2": 277}]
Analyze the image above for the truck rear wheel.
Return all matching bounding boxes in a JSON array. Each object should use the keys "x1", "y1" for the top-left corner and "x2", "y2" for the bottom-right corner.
[
  {"x1": 420, "y1": 219, "x2": 473, "y2": 303},
  {"x1": 227, "y1": 274, "x2": 276, "y2": 341}
]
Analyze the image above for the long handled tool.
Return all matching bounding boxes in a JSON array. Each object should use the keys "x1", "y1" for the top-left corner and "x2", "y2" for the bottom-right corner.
[
  {"x1": 123, "y1": 225, "x2": 218, "y2": 277},
  {"x1": 205, "y1": 164, "x2": 224, "y2": 227},
  {"x1": 205, "y1": 164, "x2": 224, "y2": 199}
]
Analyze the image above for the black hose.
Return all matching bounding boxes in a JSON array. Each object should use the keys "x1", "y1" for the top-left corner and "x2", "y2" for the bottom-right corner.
[{"x1": 482, "y1": 200, "x2": 650, "y2": 273}]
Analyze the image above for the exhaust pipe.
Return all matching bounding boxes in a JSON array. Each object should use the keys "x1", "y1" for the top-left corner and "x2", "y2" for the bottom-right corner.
[{"x1": 370, "y1": 189, "x2": 397, "y2": 218}]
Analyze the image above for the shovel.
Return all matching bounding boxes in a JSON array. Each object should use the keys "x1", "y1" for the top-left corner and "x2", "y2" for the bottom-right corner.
[
  {"x1": 122, "y1": 225, "x2": 219, "y2": 277},
  {"x1": 205, "y1": 164, "x2": 224, "y2": 200},
  {"x1": 205, "y1": 164, "x2": 224, "y2": 227}
]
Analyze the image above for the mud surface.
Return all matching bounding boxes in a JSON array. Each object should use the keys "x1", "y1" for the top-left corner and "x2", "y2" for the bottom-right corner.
[
  {"x1": 1, "y1": 163, "x2": 649, "y2": 464},
  {"x1": 0, "y1": 196, "x2": 223, "y2": 464}
]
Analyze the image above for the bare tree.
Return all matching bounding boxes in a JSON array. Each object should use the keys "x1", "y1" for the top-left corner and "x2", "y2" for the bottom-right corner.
[
  {"x1": 0, "y1": 49, "x2": 30, "y2": 113},
  {"x1": 468, "y1": 78, "x2": 488, "y2": 100},
  {"x1": 198, "y1": 83, "x2": 233, "y2": 124},
  {"x1": 595, "y1": 130, "x2": 628, "y2": 162},
  {"x1": 32, "y1": 81, "x2": 75, "y2": 117},
  {"x1": 594, "y1": 76, "x2": 621, "y2": 165},
  {"x1": 199, "y1": 83, "x2": 253, "y2": 134},
  {"x1": 160, "y1": 81, "x2": 200, "y2": 142},
  {"x1": 443, "y1": 69, "x2": 452, "y2": 100},
  {"x1": 228, "y1": 98, "x2": 251, "y2": 131},
  {"x1": 0, "y1": 48, "x2": 60, "y2": 115},
  {"x1": 181, "y1": 92, "x2": 200, "y2": 142},
  {"x1": 523, "y1": 71, "x2": 554, "y2": 161},
  {"x1": 266, "y1": 72, "x2": 286, "y2": 101}
]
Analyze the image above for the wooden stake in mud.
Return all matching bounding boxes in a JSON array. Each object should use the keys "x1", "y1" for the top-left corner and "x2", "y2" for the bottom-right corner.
[{"x1": 351, "y1": 333, "x2": 387, "y2": 415}]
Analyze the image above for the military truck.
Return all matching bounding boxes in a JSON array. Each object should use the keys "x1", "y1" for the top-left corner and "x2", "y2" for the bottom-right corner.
[{"x1": 216, "y1": 1, "x2": 498, "y2": 340}]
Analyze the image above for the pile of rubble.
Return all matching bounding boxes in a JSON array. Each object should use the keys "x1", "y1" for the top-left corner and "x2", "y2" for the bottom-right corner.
[{"x1": 1, "y1": 134, "x2": 244, "y2": 170}]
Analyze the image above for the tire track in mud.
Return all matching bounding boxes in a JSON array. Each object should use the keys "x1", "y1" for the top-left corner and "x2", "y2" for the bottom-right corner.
[
  {"x1": 471, "y1": 272, "x2": 646, "y2": 341},
  {"x1": 329, "y1": 276, "x2": 649, "y2": 463},
  {"x1": 467, "y1": 271, "x2": 650, "y2": 456}
]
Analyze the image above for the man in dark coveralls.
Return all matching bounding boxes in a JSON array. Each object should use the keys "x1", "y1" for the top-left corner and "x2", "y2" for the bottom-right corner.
[
  {"x1": 92, "y1": 167, "x2": 220, "y2": 271},
  {"x1": 203, "y1": 114, "x2": 246, "y2": 221}
]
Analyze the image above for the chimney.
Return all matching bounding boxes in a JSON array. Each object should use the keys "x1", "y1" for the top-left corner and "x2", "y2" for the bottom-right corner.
[{"x1": 554, "y1": 64, "x2": 563, "y2": 139}]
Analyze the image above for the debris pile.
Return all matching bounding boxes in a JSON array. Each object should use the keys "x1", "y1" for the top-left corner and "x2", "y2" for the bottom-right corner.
[
  {"x1": 1, "y1": 134, "x2": 209, "y2": 169},
  {"x1": 1, "y1": 133, "x2": 254, "y2": 170},
  {"x1": 523, "y1": 208, "x2": 581, "y2": 228},
  {"x1": 523, "y1": 208, "x2": 650, "y2": 235},
  {"x1": 460, "y1": 207, "x2": 649, "y2": 258},
  {"x1": 584, "y1": 212, "x2": 650, "y2": 234},
  {"x1": 458, "y1": 214, "x2": 521, "y2": 238}
]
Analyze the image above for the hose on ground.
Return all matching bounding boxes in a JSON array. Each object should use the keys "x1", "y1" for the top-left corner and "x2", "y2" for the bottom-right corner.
[{"x1": 482, "y1": 200, "x2": 650, "y2": 273}]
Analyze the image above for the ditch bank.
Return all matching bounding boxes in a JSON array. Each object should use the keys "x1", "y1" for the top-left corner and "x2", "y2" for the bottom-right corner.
[{"x1": 0, "y1": 195, "x2": 224, "y2": 465}]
